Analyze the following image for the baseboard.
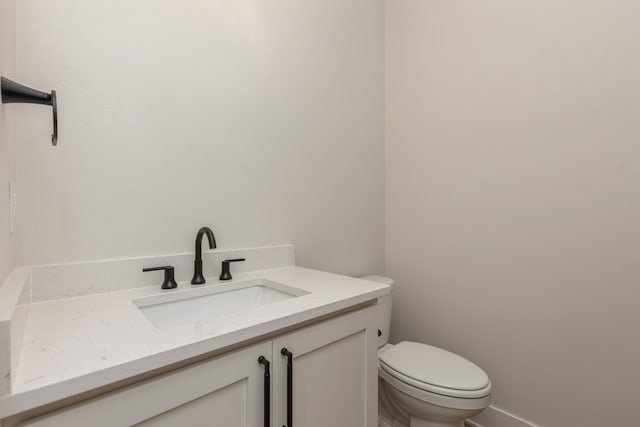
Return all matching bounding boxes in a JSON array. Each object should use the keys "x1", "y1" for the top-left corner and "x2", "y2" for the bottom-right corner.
[{"x1": 466, "y1": 405, "x2": 538, "y2": 427}]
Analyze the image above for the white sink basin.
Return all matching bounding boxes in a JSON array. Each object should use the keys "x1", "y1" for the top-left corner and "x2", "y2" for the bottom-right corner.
[{"x1": 133, "y1": 279, "x2": 308, "y2": 329}]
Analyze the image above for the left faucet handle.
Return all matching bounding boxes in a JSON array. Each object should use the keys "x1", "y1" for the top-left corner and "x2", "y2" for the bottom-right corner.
[{"x1": 143, "y1": 266, "x2": 178, "y2": 290}]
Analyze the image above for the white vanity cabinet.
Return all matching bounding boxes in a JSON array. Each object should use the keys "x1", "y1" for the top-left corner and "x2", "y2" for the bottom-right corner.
[
  {"x1": 12, "y1": 306, "x2": 377, "y2": 427},
  {"x1": 272, "y1": 305, "x2": 377, "y2": 427},
  {"x1": 17, "y1": 341, "x2": 273, "y2": 427}
]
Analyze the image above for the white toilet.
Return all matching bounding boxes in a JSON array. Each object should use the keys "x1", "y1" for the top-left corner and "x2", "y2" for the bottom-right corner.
[{"x1": 362, "y1": 276, "x2": 491, "y2": 427}]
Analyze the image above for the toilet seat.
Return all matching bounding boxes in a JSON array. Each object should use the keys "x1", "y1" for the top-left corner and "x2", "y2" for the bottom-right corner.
[
  {"x1": 379, "y1": 341, "x2": 491, "y2": 399},
  {"x1": 379, "y1": 366, "x2": 491, "y2": 412}
]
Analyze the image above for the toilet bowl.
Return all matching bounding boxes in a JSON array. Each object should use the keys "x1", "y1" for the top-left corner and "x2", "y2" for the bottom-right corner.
[{"x1": 362, "y1": 276, "x2": 491, "y2": 427}]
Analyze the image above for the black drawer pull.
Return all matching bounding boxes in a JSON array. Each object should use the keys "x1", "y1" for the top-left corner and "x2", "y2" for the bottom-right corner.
[
  {"x1": 281, "y1": 348, "x2": 293, "y2": 427},
  {"x1": 258, "y1": 356, "x2": 271, "y2": 427}
]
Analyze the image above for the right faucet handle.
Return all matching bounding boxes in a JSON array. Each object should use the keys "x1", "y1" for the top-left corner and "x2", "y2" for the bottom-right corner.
[{"x1": 219, "y1": 258, "x2": 246, "y2": 281}]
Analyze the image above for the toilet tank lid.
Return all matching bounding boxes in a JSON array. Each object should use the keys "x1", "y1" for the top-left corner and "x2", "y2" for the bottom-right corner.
[{"x1": 361, "y1": 275, "x2": 394, "y2": 286}]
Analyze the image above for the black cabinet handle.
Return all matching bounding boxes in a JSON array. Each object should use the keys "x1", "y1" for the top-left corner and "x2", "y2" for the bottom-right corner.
[
  {"x1": 258, "y1": 356, "x2": 271, "y2": 427},
  {"x1": 281, "y1": 348, "x2": 293, "y2": 427}
]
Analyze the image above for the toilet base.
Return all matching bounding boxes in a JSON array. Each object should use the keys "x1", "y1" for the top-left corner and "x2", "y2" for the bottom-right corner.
[
  {"x1": 409, "y1": 417, "x2": 464, "y2": 427},
  {"x1": 379, "y1": 377, "x2": 485, "y2": 427}
]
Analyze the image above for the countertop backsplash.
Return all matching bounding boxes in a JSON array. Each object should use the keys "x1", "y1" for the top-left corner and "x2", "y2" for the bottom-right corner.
[
  {"x1": 29, "y1": 244, "x2": 295, "y2": 303},
  {"x1": 0, "y1": 267, "x2": 31, "y2": 398}
]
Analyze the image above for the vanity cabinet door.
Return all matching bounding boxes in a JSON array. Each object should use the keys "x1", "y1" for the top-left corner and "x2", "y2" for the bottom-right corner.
[
  {"x1": 18, "y1": 341, "x2": 272, "y2": 427},
  {"x1": 272, "y1": 306, "x2": 378, "y2": 427}
]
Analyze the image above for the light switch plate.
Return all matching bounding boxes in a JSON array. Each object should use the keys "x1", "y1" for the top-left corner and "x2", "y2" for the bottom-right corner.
[{"x1": 9, "y1": 179, "x2": 16, "y2": 233}]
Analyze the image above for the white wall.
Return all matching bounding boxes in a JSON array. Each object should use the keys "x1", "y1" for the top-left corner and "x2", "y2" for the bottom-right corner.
[
  {"x1": 0, "y1": 0, "x2": 16, "y2": 284},
  {"x1": 386, "y1": 1, "x2": 640, "y2": 427},
  {"x1": 15, "y1": 0, "x2": 385, "y2": 276}
]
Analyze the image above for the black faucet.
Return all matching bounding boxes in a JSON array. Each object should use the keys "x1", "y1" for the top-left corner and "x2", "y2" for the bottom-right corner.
[{"x1": 191, "y1": 226, "x2": 217, "y2": 285}]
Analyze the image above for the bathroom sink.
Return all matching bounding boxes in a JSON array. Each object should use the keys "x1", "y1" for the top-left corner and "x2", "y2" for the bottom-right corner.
[{"x1": 133, "y1": 279, "x2": 308, "y2": 329}]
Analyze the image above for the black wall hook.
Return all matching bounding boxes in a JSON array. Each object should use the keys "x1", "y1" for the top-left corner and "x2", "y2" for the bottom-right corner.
[{"x1": 1, "y1": 76, "x2": 58, "y2": 146}]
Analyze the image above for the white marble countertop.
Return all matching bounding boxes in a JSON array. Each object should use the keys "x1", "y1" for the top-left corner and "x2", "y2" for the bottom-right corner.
[{"x1": 0, "y1": 266, "x2": 389, "y2": 418}]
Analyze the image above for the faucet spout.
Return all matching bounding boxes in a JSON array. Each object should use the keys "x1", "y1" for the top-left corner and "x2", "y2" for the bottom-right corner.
[
  {"x1": 191, "y1": 226, "x2": 217, "y2": 285},
  {"x1": 195, "y1": 227, "x2": 216, "y2": 260}
]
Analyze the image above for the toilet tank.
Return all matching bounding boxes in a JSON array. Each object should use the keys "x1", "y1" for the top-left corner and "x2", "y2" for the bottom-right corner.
[{"x1": 361, "y1": 275, "x2": 394, "y2": 348}]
